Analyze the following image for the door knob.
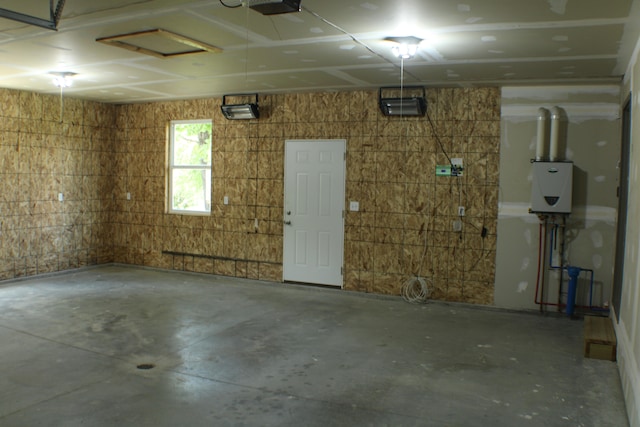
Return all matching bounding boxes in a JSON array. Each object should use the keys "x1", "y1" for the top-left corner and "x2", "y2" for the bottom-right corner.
[{"x1": 284, "y1": 220, "x2": 292, "y2": 225}]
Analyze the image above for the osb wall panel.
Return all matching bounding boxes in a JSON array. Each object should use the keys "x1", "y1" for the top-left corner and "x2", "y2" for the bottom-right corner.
[
  {"x1": 112, "y1": 88, "x2": 500, "y2": 305},
  {"x1": 0, "y1": 88, "x2": 115, "y2": 280},
  {"x1": 111, "y1": 99, "x2": 285, "y2": 282},
  {"x1": 346, "y1": 88, "x2": 500, "y2": 304}
]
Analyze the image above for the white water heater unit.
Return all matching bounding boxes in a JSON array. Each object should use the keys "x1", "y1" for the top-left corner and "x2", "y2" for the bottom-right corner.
[{"x1": 530, "y1": 161, "x2": 573, "y2": 214}]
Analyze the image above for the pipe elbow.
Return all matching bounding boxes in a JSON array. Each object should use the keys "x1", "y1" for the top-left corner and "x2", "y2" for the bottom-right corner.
[{"x1": 537, "y1": 107, "x2": 549, "y2": 120}]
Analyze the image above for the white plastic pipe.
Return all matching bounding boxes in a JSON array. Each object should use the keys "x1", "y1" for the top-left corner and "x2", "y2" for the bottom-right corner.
[
  {"x1": 549, "y1": 106, "x2": 561, "y2": 161},
  {"x1": 536, "y1": 107, "x2": 549, "y2": 161}
]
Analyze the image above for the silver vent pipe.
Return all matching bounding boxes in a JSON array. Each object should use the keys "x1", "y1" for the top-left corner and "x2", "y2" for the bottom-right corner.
[
  {"x1": 535, "y1": 107, "x2": 549, "y2": 161},
  {"x1": 549, "y1": 106, "x2": 562, "y2": 161}
]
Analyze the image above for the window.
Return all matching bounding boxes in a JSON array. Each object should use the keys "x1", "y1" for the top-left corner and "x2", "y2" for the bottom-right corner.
[{"x1": 168, "y1": 119, "x2": 212, "y2": 214}]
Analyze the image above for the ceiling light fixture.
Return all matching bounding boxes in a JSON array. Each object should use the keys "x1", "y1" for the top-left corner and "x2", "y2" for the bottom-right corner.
[
  {"x1": 49, "y1": 72, "x2": 77, "y2": 123},
  {"x1": 385, "y1": 36, "x2": 423, "y2": 59},
  {"x1": 50, "y1": 71, "x2": 76, "y2": 88}
]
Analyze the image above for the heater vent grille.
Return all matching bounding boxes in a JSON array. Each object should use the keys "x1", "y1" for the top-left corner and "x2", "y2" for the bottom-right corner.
[{"x1": 544, "y1": 196, "x2": 559, "y2": 206}]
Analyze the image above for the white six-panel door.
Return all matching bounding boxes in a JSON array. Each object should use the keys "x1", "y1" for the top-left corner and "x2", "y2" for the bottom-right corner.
[{"x1": 283, "y1": 139, "x2": 345, "y2": 287}]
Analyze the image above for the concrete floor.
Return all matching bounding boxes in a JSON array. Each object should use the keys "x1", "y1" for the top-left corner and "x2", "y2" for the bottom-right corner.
[{"x1": 0, "y1": 265, "x2": 628, "y2": 427}]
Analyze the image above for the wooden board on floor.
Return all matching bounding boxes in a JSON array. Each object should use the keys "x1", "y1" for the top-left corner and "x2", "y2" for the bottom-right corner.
[{"x1": 584, "y1": 315, "x2": 617, "y2": 361}]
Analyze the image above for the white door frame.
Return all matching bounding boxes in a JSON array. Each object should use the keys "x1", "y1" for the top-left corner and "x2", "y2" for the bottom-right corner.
[{"x1": 282, "y1": 139, "x2": 346, "y2": 287}]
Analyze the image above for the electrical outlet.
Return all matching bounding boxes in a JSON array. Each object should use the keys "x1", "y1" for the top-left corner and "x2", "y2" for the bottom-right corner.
[
  {"x1": 458, "y1": 206, "x2": 465, "y2": 216},
  {"x1": 451, "y1": 158, "x2": 464, "y2": 177}
]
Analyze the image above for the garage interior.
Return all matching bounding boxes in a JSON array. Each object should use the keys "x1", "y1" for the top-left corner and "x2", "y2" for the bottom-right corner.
[
  {"x1": 0, "y1": 266, "x2": 628, "y2": 426},
  {"x1": 1, "y1": 1, "x2": 640, "y2": 426}
]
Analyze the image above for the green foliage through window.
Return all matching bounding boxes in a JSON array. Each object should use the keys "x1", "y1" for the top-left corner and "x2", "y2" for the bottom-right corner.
[{"x1": 169, "y1": 120, "x2": 212, "y2": 214}]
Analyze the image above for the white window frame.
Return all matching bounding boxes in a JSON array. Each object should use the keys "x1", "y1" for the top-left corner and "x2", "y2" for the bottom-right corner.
[{"x1": 168, "y1": 119, "x2": 212, "y2": 215}]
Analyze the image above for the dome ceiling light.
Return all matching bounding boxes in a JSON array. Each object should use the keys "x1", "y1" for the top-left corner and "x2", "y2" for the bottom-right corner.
[{"x1": 385, "y1": 36, "x2": 423, "y2": 59}]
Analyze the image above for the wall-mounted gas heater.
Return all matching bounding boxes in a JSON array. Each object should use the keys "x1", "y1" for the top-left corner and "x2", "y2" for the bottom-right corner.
[
  {"x1": 530, "y1": 161, "x2": 573, "y2": 214},
  {"x1": 530, "y1": 106, "x2": 573, "y2": 214}
]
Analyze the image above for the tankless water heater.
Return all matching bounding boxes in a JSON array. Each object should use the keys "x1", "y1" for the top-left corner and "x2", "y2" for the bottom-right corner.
[{"x1": 530, "y1": 161, "x2": 573, "y2": 214}]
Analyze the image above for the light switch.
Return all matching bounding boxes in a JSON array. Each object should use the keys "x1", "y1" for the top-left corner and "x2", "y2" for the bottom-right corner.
[
  {"x1": 58, "y1": 193, "x2": 64, "y2": 202},
  {"x1": 349, "y1": 201, "x2": 359, "y2": 212},
  {"x1": 223, "y1": 196, "x2": 229, "y2": 205},
  {"x1": 126, "y1": 192, "x2": 131, "y2": 200}
]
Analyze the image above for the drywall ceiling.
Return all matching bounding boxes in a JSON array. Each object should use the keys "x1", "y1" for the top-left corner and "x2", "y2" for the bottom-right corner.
[{"x1": 0, "y1": 0, "x2": 638, "y2": 103}]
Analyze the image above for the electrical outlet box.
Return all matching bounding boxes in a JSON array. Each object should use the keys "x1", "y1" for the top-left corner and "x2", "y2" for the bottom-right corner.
[
  {"x1": 223, "y1": 196, "x2": 229, "y2": 205},
  {"x1": 436, "y1": 160, "x2": 464, "y2": 177},
  {"x1": 58, "y1": 193, "x2": 64, "y2": 202},
  {"x1": 349, "y1": 201, "x2": 360, "y2": 211},
  {"x1": 451, "y1": 158, "x2": 464, "y2": 177},
  {"x1": 453, "y1": 220, "x2": 462, "y2": 232}
]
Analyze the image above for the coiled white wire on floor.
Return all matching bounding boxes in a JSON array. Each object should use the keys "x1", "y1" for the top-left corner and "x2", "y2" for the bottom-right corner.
[
  {"x1": 401, "y1": 208, "x2": 433, "y2": 304},
  {"x1": 401, "y1": 276, "x2": 431, "y2": 304}
]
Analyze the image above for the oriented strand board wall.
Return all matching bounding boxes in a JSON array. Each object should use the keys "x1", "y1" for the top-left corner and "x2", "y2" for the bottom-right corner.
[
  {"x1": 0, "y1": 89, "x2": 115, "y2": 279},
  {"x1": 111, "y1": 88, "x2": 500, "y2": 304}
]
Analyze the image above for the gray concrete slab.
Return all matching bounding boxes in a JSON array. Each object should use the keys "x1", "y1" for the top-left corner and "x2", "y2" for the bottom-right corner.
[{"x1": 0, "y1": 265, "x2": 628, "y2": 426}]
